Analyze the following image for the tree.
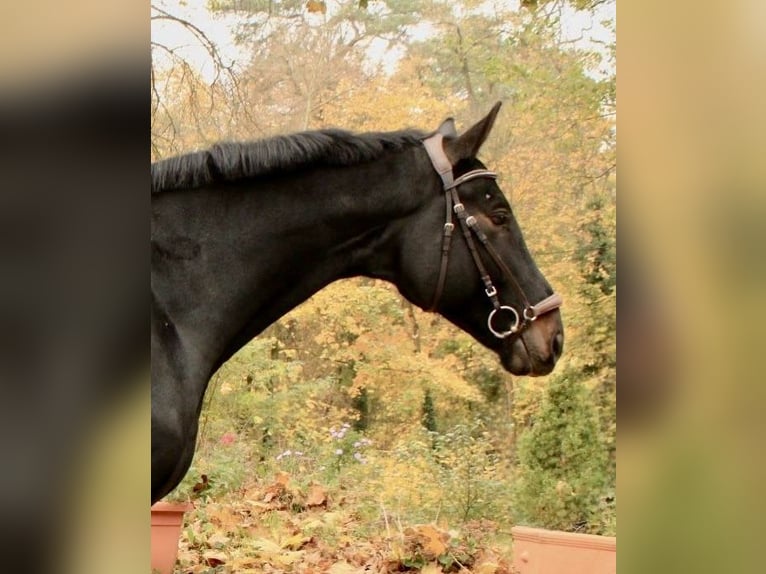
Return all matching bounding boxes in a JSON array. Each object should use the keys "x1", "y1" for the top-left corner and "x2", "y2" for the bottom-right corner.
[
  {"x1": 151, "y1": 2, "x2": 253, "y2": 156},
  {"x1": 207, "y1": 0, "x2": 423, "y2": 132},
  {"x1": 513, "y1": 372, "x2": 613, "y2": 534},
  {"x1": 575, "y1": 191, "x2": 616, "y2": 476}
]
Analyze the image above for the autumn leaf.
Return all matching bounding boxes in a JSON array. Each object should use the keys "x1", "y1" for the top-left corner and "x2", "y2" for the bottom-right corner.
[
  {"x1": 521, "y1": 0, "x2": 538, "y2": 10},
  {"x1": 252, "y1": 537, "x2": 283, "y2": 555},
  {"x1": 206, "y1": 532, "x2": 230, "y2": 548},
  {"x1": 206, "y1": 504, "x2": 242, "y2": 531},
  {"x1": 421, "y1": 562, "x2": 444, "y2": 574},
  {"x1": 421, "y1": 528, "x2": 448, "y2": 558},
  {"x1": 229, "y1": 556, "x2": 262, "y2": 570},
  {"x1": 306, "y1": 0, "x2": 326, "y2": 15},
  {"x1": 262, "y1": 471, "x2": 292, "y2": 503},
  {"x1": 282, "y1": 533, "x2": 313, "y2": 550},
  {"x1": 202, "y1": 550, "x2": 227, "y2": 567},
  {"x1": 405, "y1": 524, "x2": 450, "y2": 559},
  {"x1": 276, "y1": 551, "x2": 306, "y2": 566},
  {"x1": 306, "y1": 483, "x2": 328, "y2": 507},
  {"x1": 262, "y1": 488, "x2": 281, "y2": 503},
  {"x1": 328, "y1": 561, "x2": 360, "y2": 574},
  {"x1": 473, "y1": 549, "x2": 502, "y2": 574}
]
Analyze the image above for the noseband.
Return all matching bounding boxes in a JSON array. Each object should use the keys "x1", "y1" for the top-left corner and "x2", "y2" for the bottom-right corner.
[{"x1": 423, "y1": 133, "x2": 562, "y2": 338}]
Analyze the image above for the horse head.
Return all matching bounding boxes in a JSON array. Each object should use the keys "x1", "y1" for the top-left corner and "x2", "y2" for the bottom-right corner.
[{"x1": 395, "y1": 102, "x2": 564, "y2": 376}]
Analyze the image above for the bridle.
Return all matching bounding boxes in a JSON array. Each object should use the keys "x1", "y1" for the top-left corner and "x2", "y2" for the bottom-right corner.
[{"x1": 423, "y1": 133, "x2": 563, "y2": 338}]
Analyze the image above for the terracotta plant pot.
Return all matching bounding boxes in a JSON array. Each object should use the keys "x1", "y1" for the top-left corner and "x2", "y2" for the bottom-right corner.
[
  {"x1": 151, "y1": 501, "x2": 192, "y2": 574},
  {"x1": 512, "y1": 525, "x2": 616, "y2": 574}
]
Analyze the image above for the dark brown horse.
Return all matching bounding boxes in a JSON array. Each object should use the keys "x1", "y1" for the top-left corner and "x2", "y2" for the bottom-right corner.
[{"x1": 151, "y1": 103, "x2": 563, "y2": 503}]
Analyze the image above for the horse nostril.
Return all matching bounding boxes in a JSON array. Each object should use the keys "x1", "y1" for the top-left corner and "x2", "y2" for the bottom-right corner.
[{"x1": 551, "y1": 331, "x2": 564, "y2": 361}]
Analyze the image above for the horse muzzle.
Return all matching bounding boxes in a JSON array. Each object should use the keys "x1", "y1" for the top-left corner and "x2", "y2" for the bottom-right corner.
[{"x1": 500, "y1": 310, "x2": 564, "y2": 376}]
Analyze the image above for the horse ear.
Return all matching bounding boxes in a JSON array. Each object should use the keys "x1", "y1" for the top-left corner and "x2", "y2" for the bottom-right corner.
[
  {"x1": 445, "y1": 101, "x2": 502, "y2": 163},
  {"x1": 437, "y1": 118, "x2": 457, "y2": 138}
]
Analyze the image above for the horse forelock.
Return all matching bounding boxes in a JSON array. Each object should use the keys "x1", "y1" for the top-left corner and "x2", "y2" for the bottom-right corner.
[{"x1": 151, "y1": 128, "x2": 428, "y2": 194}]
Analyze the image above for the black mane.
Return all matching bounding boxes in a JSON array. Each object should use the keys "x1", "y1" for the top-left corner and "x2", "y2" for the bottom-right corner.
[{"x1": 151, "y1": 128, "x2": 428, "y2": 193}]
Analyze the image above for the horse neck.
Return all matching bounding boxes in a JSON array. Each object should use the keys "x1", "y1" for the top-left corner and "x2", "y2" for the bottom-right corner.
[{"x1": 153, "y1": 146, "x2": 431, "y2": 375}]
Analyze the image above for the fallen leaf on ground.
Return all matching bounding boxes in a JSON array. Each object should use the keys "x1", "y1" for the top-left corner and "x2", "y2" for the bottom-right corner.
[
  {"x1": 202, "y1": 550, "x2": 227, "y2": 566},
  {"x1": 473, "y1": 549, "x2": 500, "y2": 574},
  {"x1": 306, "y1": 483, "x2": 328, "y2": 507},
  {"x1": 405, "y1": 524, "x2": 449, "y2": 559},
  {"x1": 282, "y1": 533, "x2": 313, "y2": 550},
  {"x1": 328, "y1": 560, "x2": 361, "y2": 574},
  {"x1": 421, "y1": 561, "x2": 444, "y2": 574}
]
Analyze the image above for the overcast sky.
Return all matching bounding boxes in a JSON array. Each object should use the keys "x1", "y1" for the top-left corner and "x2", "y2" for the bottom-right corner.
[{"x1": 152, "y1": 0, "x2": 615, "y2": 81}]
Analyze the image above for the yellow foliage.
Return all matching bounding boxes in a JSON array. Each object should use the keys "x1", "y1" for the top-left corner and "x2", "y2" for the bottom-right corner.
[{"x1": 321, "y1": 72, "x2": 463, "y2": 133}]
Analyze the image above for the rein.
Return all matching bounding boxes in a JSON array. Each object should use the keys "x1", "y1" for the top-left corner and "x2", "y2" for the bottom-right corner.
[{"x1": 423, "y1": 133, "x2": 562, "y2": 338}]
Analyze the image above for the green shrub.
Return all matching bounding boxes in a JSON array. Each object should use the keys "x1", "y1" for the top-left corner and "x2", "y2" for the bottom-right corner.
[
  {"x1": 433, "y1": 421, "x2": 510, "y2": 523},
  {"x1": 513, "y1": 372, "x2": 613, "y2": 535}
]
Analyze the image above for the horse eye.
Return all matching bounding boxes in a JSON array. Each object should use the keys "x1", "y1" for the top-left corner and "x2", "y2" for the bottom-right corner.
[{"x1": 491, "y1": 212, "x2": 509, "y2": 226}]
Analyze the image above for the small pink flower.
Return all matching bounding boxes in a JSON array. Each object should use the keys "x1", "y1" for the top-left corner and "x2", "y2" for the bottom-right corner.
[{"x1": 220, "y1": 432, "x2": 236, "y2": 445}]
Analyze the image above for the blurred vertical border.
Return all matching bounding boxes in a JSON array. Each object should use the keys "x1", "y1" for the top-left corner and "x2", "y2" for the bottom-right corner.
[
  {"x1": 0, "y1": 2, "x2": 148, "y2": 574},
  {"x1": 620, "y1": 0, "x2": 764, "y2": 572}
]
